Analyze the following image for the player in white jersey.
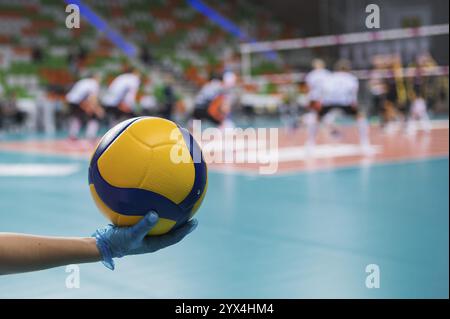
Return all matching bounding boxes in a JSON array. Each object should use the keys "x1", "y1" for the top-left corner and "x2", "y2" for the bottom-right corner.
[
  {"x1": 65, "y1": 73, "x2": 102, "y2": 141},
  {"x1": 306, "y1": 59, "x2": 370, "y2": 150},
  {"x1": 406, "y1": 96, "x2": 431, "y2": 134},
  {"x1": 305, "y1": 58, "x2": 331, "y2": 110},
  {"x1": 192, "y1": 73, "x2": 228, "y2": 126},
  {"x1": 304, "y1": 59, "x2": 331, "y2": 145},
  {"x1": 102, "y1": 67, "x2": 141, "y2": 125}
]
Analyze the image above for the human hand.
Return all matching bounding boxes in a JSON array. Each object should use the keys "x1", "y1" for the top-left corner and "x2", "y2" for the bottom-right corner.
[{"x1": 93, "y1": 211, "x2": 198, "y2": 270}]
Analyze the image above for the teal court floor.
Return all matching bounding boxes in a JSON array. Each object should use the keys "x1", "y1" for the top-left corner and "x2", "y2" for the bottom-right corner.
[
  {"x1": 0, "y1": 118, "x2": 449, "y2": 299},
  {"x1": 0, "y1": 148, "x2": 448, "y2": 298}
]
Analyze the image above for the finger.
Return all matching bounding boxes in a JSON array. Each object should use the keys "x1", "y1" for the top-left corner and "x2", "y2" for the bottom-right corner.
[
  {"x1": 156, "y1": 219, "x2": 198, "y2": 248},
  {"x1": 139, "y1": 219, "x2": 198, "y2": 253},
  {"x1": 172, "y1": 219, "x2": 198, "y2": 237},
  {"x1": 130, "y1": 211, "x2": 159, "y2": 240}
]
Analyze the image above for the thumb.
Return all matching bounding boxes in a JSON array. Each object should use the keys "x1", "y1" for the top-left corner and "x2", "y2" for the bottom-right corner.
[{"x1": 130, "y1": 211, "x2": 159, "y2": 240}]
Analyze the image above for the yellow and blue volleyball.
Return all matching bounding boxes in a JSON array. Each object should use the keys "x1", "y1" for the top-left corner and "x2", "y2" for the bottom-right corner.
[{"x1": 88, "y1": 117, "x2": 207, "y2": 235}]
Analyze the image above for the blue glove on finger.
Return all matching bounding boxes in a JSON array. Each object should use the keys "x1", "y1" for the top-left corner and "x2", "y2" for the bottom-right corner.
[{"x1": 93, "y1": 211, "x2": 198, "y2": 270}]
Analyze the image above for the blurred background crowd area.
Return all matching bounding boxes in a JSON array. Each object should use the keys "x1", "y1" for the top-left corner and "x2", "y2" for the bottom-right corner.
[{"x1": 0, "y1": 0, "x2": 448, "y2": 133}]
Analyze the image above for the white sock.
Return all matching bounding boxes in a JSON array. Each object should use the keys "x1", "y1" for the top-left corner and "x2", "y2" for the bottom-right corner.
[
  {"x1": 357, "y1": 117, "x2": 369, "y2": 147},
  {"x1": 69, "y1": 117, "x2": 81, "y2": 139},
  {"x1": 419, "y1": 112, "x2": 431, "y2": 132},
  {"x1": 86, "y1": 119, "x2": 99, "y2": 140},
  {"x1": 305, "y1": 112, "x2": 318, "y2": 146},
  {"x1": 406, "y1": 118, "x2": 417, "y2": 135}
]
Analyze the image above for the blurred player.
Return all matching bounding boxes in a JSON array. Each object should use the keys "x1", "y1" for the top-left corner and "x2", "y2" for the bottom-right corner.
[
  {"x1": 160, "y1": 73, "x2": 177, "y2": 121},
  {"x1": 192, "y1": 73, "x2": 231, "y2": 128},
  {"x1": 368, "y1": 55, "x2": 388, "y2": 120},
  {"x1": 406, "y1": 93, "x2": 431, "y2": 134},
  {"x1": 405, "y1": 54, "x2": 433, "y2": 134},
  {"x1": 0, "y1": 82, "x2": 3, "y2": 135},
  {"x1": 65, "y1": 73, "x2": 103, "y2": 141},
  {"x1": 102, "y1": 67, "x2": 141, "y2": 126},
  {"x1": 279, "y1": 83, "x2": 300, "y2": 134},
  {"x1": 383, "y1": 54, "x2": 407, "y2": 132},
  {"x1": 304, "y1": 59, "x2": 331, "y2": 146},
  {"x1": 221, "y1": 70, "x2": 238, "y2": 128},
  {"x1": 305, "y1": 59, "x2": 330, "y2": 111},
  {"x1": 307, "y1": 59, "x2": 370, "y2": 151}
]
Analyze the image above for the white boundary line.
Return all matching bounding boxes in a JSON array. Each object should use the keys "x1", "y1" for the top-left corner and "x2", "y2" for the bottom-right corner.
[
  {"x1": 208, "y1": 155, "x2": 449, "y2": 178},
  {"x1": 0, "y1": 163, "x2": 80, "y2": 176}
]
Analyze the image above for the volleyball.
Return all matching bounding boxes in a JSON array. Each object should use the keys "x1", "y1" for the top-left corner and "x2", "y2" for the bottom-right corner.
[{"x1": 88, "y1": 117, "x2": 207, "y2": 235}]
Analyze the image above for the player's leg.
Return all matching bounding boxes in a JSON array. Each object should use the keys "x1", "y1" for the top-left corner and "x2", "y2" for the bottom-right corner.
[
  {"x1": 406, "y1": 96, "x2": 430, "y2": 134},
  {"x1": 189, "y1": 106, "x2": 220, "y2": 134},
  {"x1": 0, "y1": 106, "x2": 3, "y2": 134},
  {"x1": 406, "y1": 98, "x2": 418, "y2": 135},
  {"x1": 85, "y1": 114, "x2": 100, "y2": 141},
  {"x1": 68, "y1": 103, "x2": 83, "y2": 140},
  {"x1": 351, "y1": 107, "x2": 370, "y2": 149},
  {"x1": 207, "y1": 95, "x2": 227, "y2": 130},
  {"x1": 305, "y1": 101, "x2": 324, "y2": 148},
  {"x1": 304, "y1": 110, "x2": 319, "y2": 148},
  {"x1": 382, "y1": 100, "x2": 401, "y2": 133},
  {"x1": 190, "y1": 106, "x2": 206, "y2": 131},
  {"x1": 115, "y1": 104, "x2": 136, "y2": 124},
  {"x1": 357, "y1": 116, "x2": 370, "y2": 147},
  {"x1": 104, "y1": 105, "x2": 120, "y2": 128},
  {"x1": 322, "y1": 108, "x2": 342, "y2": 140},
  {"x1": 280, "y1": 103, "x2": 296, "y2": 133},
  {"x1": 415, "y1": 97, "x2": 431, "y2": 132}
]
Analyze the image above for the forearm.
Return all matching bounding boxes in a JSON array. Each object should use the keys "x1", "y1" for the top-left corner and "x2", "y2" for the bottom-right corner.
[{"x1": 0, "y1": 233, "x2": 101, "y2": 275}]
